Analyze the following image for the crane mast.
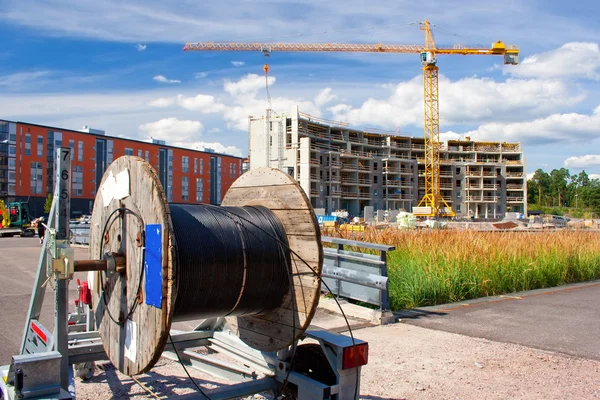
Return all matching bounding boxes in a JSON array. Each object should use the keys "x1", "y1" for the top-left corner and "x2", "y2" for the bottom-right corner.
[{"x1": 184, "y1": 20, "x2": 519, "y2": 217}]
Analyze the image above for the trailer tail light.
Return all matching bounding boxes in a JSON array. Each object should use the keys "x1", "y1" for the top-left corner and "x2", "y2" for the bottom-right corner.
[{"x1": 342, "y1": 343, "x2": 368, "y2": 370}]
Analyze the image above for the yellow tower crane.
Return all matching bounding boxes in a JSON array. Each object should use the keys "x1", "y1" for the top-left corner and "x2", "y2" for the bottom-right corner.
[{"x1": 184, "y1": 20, "x2": 519, "y2": 217}]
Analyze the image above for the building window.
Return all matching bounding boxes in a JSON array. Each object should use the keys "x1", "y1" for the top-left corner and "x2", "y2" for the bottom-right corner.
[
  {"x1": 37, "y1": 136, "x2": 43, "y2": 156},
  {"x1": 69, "y1": 140, "x2": 75, "y2": 160},
  {"x1": 194, "y1": 158, "x2": 198, "y2": 174},
  {"x1": 229, "y1": 163, "x2": 233, "y2": 178},
  {"x1": 374, "y1": 162, "x2": 378, "y2": 170},
  {"x1": 9, "y1": 145, "x2": 15, "y2": 155},
  {"x1": 456, "y1": 168, "x2": 461, "y2": 175},
  {"x1": 78, "y1": 141, "x2": 83, "y2": 161},
  {"x1": 233, "y1": 164, "x2": 237, "y2": 177},
  {"x1": 145, "y1": 151, "x2": 150, "y2": 162},
  {"x1": 181, "y1": 176, "x2": 189, "y2": 201},
  {"x1": 25, "y1": 134, "x2": 31, "y2": 143},
  {"x1": 373, "y1": 175, "x2": 378, "y2": 184},
  {"x1": 125, "y1": 148, "x2": 134, "y2": 156},
  {"x1": 196, "y1": 178, "x2": 203, "y2": 202},
  {"x1": 138, "y1": 149, "x2": 142, "y2": 157},
  {"x1": 200, "y1": 159, "x2": 204, "y2": 174},
  {"x1": 182, "y1": 156, "x2": 189, "y2": 173}
]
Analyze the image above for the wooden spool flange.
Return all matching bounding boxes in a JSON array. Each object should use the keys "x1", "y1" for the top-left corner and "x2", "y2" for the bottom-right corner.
[{"x1": 88, "y1": 157, "x2": 322, "y2": 375}]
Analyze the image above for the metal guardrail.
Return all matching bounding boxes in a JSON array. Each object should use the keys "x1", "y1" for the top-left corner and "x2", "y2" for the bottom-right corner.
[
  {"x1": 70, "y1": 224, "x2": 90, "y2": 245},
  {"x1": 67, "y1": 227, "x2": 395, "y2": 311},
  {"x1": 321, "y1": 237, "x2": 395, "y2": 311}
]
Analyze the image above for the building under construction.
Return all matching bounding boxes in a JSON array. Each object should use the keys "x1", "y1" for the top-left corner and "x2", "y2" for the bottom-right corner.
[{"x1": 249, "y1": 106, "x2": 527, "y2": 219}]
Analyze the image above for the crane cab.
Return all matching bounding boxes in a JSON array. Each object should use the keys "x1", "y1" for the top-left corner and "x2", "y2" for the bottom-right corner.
[{"x1": 420, "y1": 51, "x2": 436, "y2": 66}]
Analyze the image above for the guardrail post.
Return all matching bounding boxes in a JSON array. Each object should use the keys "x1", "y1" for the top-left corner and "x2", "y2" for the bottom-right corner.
[
  {"x1": 335, "y1": 243, "x2": 344, "y2": 297},
  {"x1": 379, "y1": 250, "x2": 391, "y2": 311}
]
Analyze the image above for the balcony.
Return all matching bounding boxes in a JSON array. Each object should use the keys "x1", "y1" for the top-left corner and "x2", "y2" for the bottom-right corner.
[
  {"x1": 328, "y1": 190, "x2": 342, "y2": 197},
  {"x1": 411, "y1": 144, "x2": 425, "y2": 150},
  {"x1": 340, "y1": 151, "x2": 357, "y2": 158},
  {"x1": 341, "y1": 191, "x2": 358, "y2": 198},
  {"x1": 505, "y1": 160, "x2": 523, "y2": 165},
  {"x1": 383, "y1": 180, "x2": 401, "y2": 187},
  {"x1": 309, "y1": 158, "x2": 320, "y2": 165},
  {"x1": 506, "y1": 184, "x2": 524, "y2": 190},
  {"x1": 325, "y1": 160, "x2": 342, "y2": 168},
  {"x1": 507, "y1": 197, "x2": 524, "y2": 202},
  {"x1": 391, "y1": 141, "x2": 410, "y2": 149},
  {"x1": 482, "y1": 171, "x2": 498, "y2": 177},
  {"x1": 310, "y1": 189, "x2": 321, "y2": 196},
  {"x1": 384, "y1": 194, "x2": 413, "y2": 200},
  {"x1": 466, "y1": 170, "x2": 482, "y2": 177},
  {"x1": 325, "y1": 176, "x2": 341, "y2": 183},
  {"x1": 506, "y1": 172, "x2": 523, "y2": 178},
  {"x1": 341, "y1": 176, "x2": 358, "y2": 184},
  {"x1": 357, "y1": 163, "x2": 371, "y2": 171},
  {"x1": 357, "y1": 178, "x2": 372, "y2": 186},
  {"x1": 502, "y1": 143, "x2": 521, "y2": 152},
  {"x1": 465, "y1": 196, "x2": 498, "y2": 202},
  {"x1": 341, "y1": 163, "x2": 357, "y2": 171},
  {"x1": 358, "y1": 192, "x2": 371, "y2": 199},
  {"x1": 310, "y1": 174, "x2": 320, "y2": 181}
]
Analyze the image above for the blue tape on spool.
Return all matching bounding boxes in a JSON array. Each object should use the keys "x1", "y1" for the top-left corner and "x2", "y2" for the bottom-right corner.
[{"x1": 144, "y1": 224, "x2": 162, "y2": 308}]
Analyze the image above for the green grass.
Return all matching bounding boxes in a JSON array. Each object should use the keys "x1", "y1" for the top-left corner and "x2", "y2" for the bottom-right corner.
[{"x1": 332, "y1": 229, "x2": 600, "y2": 310}]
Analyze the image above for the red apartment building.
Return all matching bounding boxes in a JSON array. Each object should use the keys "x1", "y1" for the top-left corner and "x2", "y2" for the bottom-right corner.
[{"x1": 0, "y1": 119, "x2": 243, "y2": 217}]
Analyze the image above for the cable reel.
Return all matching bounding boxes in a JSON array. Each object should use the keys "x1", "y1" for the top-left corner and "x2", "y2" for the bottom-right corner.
[{"x1": 87, "y1": 157, "x2": 323, "y2": 375}]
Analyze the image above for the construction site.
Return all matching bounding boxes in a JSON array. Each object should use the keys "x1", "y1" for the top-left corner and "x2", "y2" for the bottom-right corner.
[
  {"x1": 1, "y1": 15, "x2": 600, "y2": 400},
  {"x1": 249, "y1": 106, "x2": 526, "y2": 220}
]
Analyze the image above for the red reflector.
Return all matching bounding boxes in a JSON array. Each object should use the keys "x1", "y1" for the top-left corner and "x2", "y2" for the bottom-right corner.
[
  {"x1": 342, "y1": 343, "x2": 368, "y2": 370},
  {"x1": 31, "y1": 322, "x2": 47, "y2": 344},
  {"x1": 68, "y1": 321, "x2": 76, "y2": 325}
]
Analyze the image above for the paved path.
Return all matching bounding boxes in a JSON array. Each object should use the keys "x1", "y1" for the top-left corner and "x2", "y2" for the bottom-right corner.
[
  {"x1": 401, "y1": 281, "x2": 600, "y2": 361},
  {"x1": 0, "y1": 237, "x2": 88, "y2": 364}
]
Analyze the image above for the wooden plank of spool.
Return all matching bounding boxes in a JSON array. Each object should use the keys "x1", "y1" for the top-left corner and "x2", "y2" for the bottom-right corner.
[
  {"x1": 222, "y1": 168, "x2": 323, "y2": 352},
  {"x1": 89, "y1": 156, "x2": 176, "y2": 376}
]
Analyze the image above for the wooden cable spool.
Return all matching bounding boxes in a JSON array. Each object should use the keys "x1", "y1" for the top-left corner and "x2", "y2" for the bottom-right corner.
[{"x1": 88, "y1": 156, "x2": 322, "y2": 375}]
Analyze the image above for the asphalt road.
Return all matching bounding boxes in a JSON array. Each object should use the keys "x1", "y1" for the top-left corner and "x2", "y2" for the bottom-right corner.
[
  {"x1": 402, "y1": 281, "x2": 600, "y2": 361},
  {"x1": 0, "y1": 237, "x2": 88, "y2": 365}
]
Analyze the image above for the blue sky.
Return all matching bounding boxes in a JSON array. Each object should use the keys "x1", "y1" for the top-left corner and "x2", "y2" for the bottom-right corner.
[{"x1": 1, "y1": 0, "x2": 600, "y2": 178}]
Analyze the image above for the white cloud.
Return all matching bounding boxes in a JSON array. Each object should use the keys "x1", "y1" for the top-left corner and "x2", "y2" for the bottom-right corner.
[
  {"x1": 136, "y1": 43, "x2": 146, "y2": 52},
  {"x1": 564, "y1": 155, "x2": 600, "y2": 168},
  {"x1": 153, "y1": 75, "x2": 181, "y2": 84},
  {"x1": 314, "y1": 88, "x2": 336, "y2": 107},
  {"x1": 329, "y1": 75, "x2": 584, "y2": 130},
  {"x1": 193, "y1": 142, "x2": 242, "y2": 157},
  {"x1": 194, "y1": 72, "x2": 207, "y2": 79},
  {"x1": 138, "y1": 117, "x2": 203, "y2": 142},
  {"x1": 175, "y1": 94, "x2": 225, "y2": 112},
  {"x1": 208, "y1": 127, "x2": 221, "y2": 133},
  {"x1": 231, "y1": 61, "x2": 245, "y2": 67},
  {"x1": 137, "y1": 118, "x2": 241, "y2": 156},
  {"x1": 148, "y1": 93, "x2": 225, "y2": 112},
  {"x1": 507, "y1": 42, "x2": 600, "y2": 80},
  {"x1": 590, "y1": 174, "x2": 600, "y2": 180},
  {"x1": 526, "y1": 172, "x2": 535, "y2": 180},
  {"x1": 148, "y1": 97, "x2": 175, "y2": 107},
  {"x1": 0, "y1": 71, "x2": 53, "y2": 87},
  {"x1": 462, "y1": 105, "x2": 600, "y2": 145},
  {"x1": 224, "y1": 74, "x2": 273, "y2": 97}
]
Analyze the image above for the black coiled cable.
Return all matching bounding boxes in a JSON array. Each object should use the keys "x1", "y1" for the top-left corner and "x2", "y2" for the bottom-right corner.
[{"x1": 169, "y1": 204, "x2": 291, "y2": 321}]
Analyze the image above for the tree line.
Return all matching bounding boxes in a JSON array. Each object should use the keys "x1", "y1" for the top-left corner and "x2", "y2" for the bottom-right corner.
[{"x1": 527, "y1": 168, "x2": 600, "y2": 216}]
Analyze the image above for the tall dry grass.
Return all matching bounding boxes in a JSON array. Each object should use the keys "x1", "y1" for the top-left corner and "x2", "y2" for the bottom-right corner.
[{"x1": 331, "y1": 228, "x2": 600, "y2": 310}]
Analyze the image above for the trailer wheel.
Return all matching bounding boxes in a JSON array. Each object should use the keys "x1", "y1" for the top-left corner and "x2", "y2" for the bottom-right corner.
[{"x1": 292, "y1": 343, "x2": 337, "y2": 386}]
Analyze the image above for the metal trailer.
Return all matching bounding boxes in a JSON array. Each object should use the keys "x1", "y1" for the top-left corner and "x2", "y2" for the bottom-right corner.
[{"x1": 0, "y1": 148, "x2": 368, "y2": 400}]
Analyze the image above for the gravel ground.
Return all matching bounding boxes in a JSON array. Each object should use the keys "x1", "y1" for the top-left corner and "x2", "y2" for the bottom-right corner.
[{"x1": 75, "y1": 323, "x2": 600, "y2": 399}]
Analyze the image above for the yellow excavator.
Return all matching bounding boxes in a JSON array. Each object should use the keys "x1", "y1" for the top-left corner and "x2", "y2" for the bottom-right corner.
[
  {"x1": 0, "y1": 200, "x2": 10, "y2": 228},
  {"x1": 0, "y1": 200, "x2": 35, "y2": 237}
]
